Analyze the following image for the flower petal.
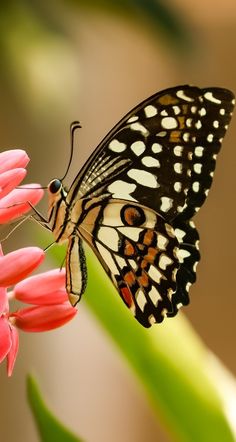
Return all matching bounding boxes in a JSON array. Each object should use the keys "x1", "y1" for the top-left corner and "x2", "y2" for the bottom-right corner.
[
  {"x1": 0, "y1": 150, "x2": 29, "y2": 174},
  {"x1": 13, "y1": 303, "x2": 77, "y2": 332},
  {"x1": 7, "y1": 326, "x2": 19, "y2": 376},
  {"x1": 0, "y1": 247, "x2": 45, "y2": 287},
  {"x1": 14, "y1": 268, "x2": 67, "y2": 305},
  {"x1": 0, "y1": 168, "x2": 26, "y2": 199},
  {"x1": 14, "y1": 288, "x2": 68, "y2": 305},
  {"x1": 0, "y1": 318, "x2": 11, "y2": 364},
  {"x1": 0, "y1": 287, "x2": 8, "y2": 315},
  {"x1": 0, "y1": 184, "x2": 44, "y2": 223}
]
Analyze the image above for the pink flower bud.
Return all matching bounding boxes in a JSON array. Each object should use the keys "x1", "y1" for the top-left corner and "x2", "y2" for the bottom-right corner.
[
  {"x1": 7, "y1": 326, "x2": 19, "y2": 377},
  {"x1": 14, "y1": 268, "x2": 68, "y2": 305},
  {"x1": 13, "y1": 303, "x2": 77, "y2": 332},
  {"x1": 0, "y1": 168, "x2": 26, "y2": 199},
  {"x1": 0, "y1": 287, "x2": 8, "y2": 314},
  {"x1": 0, "y1": 318, "x2": 12, "y2": 364},
  {"x1": 0, "y1": 184, "x2": 44, "y2": 223},
  {"x1": 0, "y1": 149, "x2": 29, "y2": 174},
  {"x1": 0, "y1": 247, "x2": 45, "y2": 287}
]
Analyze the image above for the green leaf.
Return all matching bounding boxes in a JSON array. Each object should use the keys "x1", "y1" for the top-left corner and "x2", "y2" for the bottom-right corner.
[{"x1": 27, "y1": 375, "x2": 83, "y2": 442}]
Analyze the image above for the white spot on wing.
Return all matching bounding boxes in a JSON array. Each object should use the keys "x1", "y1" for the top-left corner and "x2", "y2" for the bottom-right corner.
[
  {"x1": 109, "y1": 139, "x2": 126, "y2": 153},
  {"x1": 127, "y1": 169, "x2": 159, "y2": 188},
  {"x1": 161, "y1": 117, "x2": 178, "y2": 129},
  {"x1": 148, "y1": 314, "x2": 156, "y2": 325},
  {"x1": 157, "y1": 234, "x2": 168, "y2": 250},
  {"x1": 149, "y1": 265, "x2": 164, "y2": 284},
  {"x1": 98, "y1": 226, "x2": 120, "y2": 251},
  {"x1": 131, "y1": 141, "x2": 146, "y2": 156},
  {"x1": 118, "y1": 227, "x2": 143, "y2": 242},
  {"x1": 149, "y1": 286, "x2": 161, "y2": 305},
  {"x1": 115, "y1": 256, "x2": 126, "y2": 268},
  {"x1": 194, "y1": 146, "x2": 204, "y2": 157},
  {"x1": 176, "y1": 90, "x2": 194, "y2": 102},
  {"x1": 207, "y1": 134, "x2": 214, "y2": 142},
  {"x1": 213, "y1": 120, "x2": 219, "y2": 128},
  {"x1": 174, "y1": 163, "x2": 183, "y2": 174},
  {"x1": 183, "y1": 133, "x2": 190, "y2": 142},
  {"x1": 173, "y1": 145, "x2": 183, "y2": 156},
  {"x1": 136, "y1": 289, "x2": 147, "y2": 311},
  {"x1": 192, "y1": 181, "x2": 200, "y2": 192},
  {"x1": 204, "y1": 92, "x2": 221, "y2": 104},
  {"x1": 176, "y1": 248, "x2": 191, "y2": 263},
  {"x1": 174, "y1": 182, "x2": 182, "y2": 192},
  {"x1": 156, "y1": 131, "x2": 167, "y2": 137},
  {"x1": 195, "y1": 120, "x2": 202, "y2": 129},
  {"x1": 159, "y1": 254, "x2": 173, "y2": 270},
  {"x1": 152, "y1": 143, "x2": 162, "y2": 153},
  {"x1": 108, "y1": 180, "x2": 137, "y2": 200},
  {"x1": 173, "y1": 105, "x2": 181, "y2": 115},
  {"x1": 141, "y1": 156, "x2": 160, "y2": 168},
  {"x1": 219, "y1": 108, "x2": 225, "y2": 115},
  {"x1": 160, "y1": 196, "x2": 173, "y2": 212},
  {"x1": 175, "y1": 228, "x2": 186, "y2": 242},
  {"x1": 144, "y1": 105, "x2": 157, "y2": 118},
  {"x1": 131, "y1": 122, "x2": 148, "y2": 135},
  {"x1": 96, "y1": 242, "x2": 119, "y2": 274},
  {"x1": 199, "y1": 107, "x2": 206, "y2": 116},
  {"x1": 144, "y1": 211, "x2": 157, "y2": 228},
  {"x1": 129, "y1": 259, "x2": 137, "y2": 270},
  {"x1": 127, "y1": 115, "x2": 138, "y2": 123},
  {"x1": 193, "y1": 163, "x2": 202, "y2": 174}
]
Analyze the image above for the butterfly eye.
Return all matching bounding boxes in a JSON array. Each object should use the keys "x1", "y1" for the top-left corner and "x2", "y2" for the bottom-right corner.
[{"x1": 48, "y1": 179, "x2": 62, "y2": 194}]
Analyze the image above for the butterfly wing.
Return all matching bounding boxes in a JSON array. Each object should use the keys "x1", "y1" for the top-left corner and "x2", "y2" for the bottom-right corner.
[
  {"x1": 66, "y1": 85, "x2": 234, "y2": 222},
  {"x1": 76, "y1": 199, "x2": 199, "y2": 327}
]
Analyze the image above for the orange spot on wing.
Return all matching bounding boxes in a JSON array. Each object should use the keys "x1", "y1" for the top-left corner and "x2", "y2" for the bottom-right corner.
[
  {"x1": 138, "y1": 271, "x2": 149, "y2": 287},
  {"x1": 145, "y1": 247, "x2": 158, "y2": 264},
  {"x1": 177, "y1": 116, "x2": 186, "y2": 129},
  {"x1": 169, "y1": 130, "x2": 181, "y2": 143},
  {"x1": 143, "y1": 230, "x2": 154, "y2": 246},
  {"x1": 158, "y1": 94, "x2": 179, "y2": 105},
  {"x1": 124, "y1": 240, "x2": 135, "y2": 256},
  {"x1": 120, "y1": 286, "x2": 133, "y2": 307},
  {"x1": 182, "y1": 104, "x2": 188, "y2": 114},
  {"x1": 124, "y1": 271, "x2": 136, "y2": 286}
]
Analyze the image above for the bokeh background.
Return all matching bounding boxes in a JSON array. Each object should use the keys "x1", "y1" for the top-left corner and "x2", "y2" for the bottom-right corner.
[{"x1": 0, "y1": 1, "x2": 236, "y2": 441}]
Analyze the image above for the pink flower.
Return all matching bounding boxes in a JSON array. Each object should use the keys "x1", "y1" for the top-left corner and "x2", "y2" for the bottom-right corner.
[
  {"x1": 0, "y1": 149, "x2": 44, "y2": 223},
  {"x1": 0, "y1": 246, "x2": 77, "y2": 376}
]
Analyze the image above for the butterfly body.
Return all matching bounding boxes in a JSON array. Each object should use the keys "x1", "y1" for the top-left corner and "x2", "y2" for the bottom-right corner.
[{"x1": 48, "y1": 85, "x2": 235, "y2": 327}]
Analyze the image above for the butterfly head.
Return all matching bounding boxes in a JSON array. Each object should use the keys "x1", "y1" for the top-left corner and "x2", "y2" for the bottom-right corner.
[
  {"x1": 48, "y1": 178, "x2": 68, "y2": 199},
  {"x1": 47, "y1": 178, "x2": 69, "y2": 238},
  {"x1": 48, "y1": 178, "x2": 62, "y2": 194}
]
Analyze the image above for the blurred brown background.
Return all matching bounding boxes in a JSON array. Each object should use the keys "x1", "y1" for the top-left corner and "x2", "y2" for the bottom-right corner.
[{"x1": 0, "y1": 1, "x2": 236, "y2": 441}]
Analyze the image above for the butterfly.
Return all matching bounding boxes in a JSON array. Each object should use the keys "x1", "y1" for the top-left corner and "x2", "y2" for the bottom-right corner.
[{"x1": 47, "y1": 85, "x2": 234, "y2": 327}]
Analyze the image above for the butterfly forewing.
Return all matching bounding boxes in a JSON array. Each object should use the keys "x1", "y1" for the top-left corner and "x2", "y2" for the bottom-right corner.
[{"x1": 66, "y1": 85, "x2": 234, "y2": 222}]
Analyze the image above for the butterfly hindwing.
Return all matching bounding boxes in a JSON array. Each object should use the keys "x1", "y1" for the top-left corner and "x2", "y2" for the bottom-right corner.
[{"x1": 76, "y1": 198, "x2": 199, "y2": 327}]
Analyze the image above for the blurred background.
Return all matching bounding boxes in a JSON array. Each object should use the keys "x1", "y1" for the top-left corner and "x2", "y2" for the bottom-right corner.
[{"x1": 0, "y1": 1, "x2": 236, "y2": 441}]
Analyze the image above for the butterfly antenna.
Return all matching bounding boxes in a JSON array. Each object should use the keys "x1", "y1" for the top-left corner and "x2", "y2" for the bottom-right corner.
[{"x1": 61, "y1": 121, "x2": 81, "y2": 181}]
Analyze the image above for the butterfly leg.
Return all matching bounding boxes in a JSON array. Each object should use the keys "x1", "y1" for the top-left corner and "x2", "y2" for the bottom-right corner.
[{"x1": 66, "y1": 235, "x2": 87, "y2": 306}]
